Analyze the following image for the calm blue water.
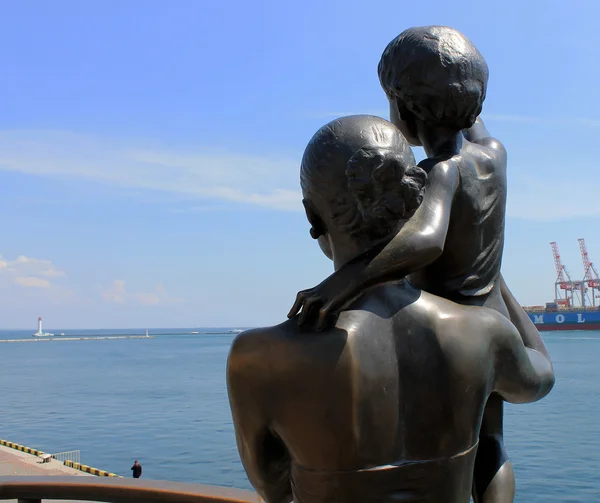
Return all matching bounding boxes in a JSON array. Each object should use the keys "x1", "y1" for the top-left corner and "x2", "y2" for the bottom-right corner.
[{"x1": 0, "y1": 328, "x2": 597, "y2": 501}]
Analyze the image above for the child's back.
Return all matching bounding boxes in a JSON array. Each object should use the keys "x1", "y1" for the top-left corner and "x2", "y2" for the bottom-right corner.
[{"x1": 409, "y1": 132, "x2": 508, "y2": 301}]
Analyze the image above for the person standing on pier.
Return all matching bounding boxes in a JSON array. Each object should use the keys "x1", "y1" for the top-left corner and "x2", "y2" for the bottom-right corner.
[{"x1": 131, "y1": 460, "x2": 142, "y2": 478}]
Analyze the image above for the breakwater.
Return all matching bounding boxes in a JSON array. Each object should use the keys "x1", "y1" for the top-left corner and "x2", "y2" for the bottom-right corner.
[{"x1": 0, "y1": 335, "x2": 153, "y2": 343}]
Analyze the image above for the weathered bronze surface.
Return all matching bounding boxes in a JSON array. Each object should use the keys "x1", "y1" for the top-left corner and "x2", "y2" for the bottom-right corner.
[{"x1": 228, "y1": 26, "x2": 555, "y2": 503}]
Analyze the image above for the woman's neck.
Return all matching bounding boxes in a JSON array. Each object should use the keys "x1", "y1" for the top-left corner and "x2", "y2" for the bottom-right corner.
[{"x1": 330, "y1": 232, "x2": 394, "y2": 271}]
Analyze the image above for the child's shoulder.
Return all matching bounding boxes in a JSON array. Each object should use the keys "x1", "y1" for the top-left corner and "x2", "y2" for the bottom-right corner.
[{"x1": 466, "y1": 136, "x2": 507, "y2": 161}]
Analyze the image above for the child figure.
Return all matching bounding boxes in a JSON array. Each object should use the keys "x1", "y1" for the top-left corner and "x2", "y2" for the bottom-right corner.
[{"x1": 288, "y1": 26, "x2": 553, "y2": 503}]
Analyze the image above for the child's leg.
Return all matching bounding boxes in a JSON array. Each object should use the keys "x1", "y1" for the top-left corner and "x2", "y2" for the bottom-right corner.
[
  {"x1": 451, "y1": 283, "x2": 515, "y2": 503},
  {"x1": 472, "y1": 274, "x2": 551, "y2": 502},
  {"x1": 472, "y1": 396, "x2": 515, "y2": 503}
]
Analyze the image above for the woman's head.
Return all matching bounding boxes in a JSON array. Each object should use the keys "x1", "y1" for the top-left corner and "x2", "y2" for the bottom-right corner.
[{"x1": 300, "y1": 115, "x2": 427, "y2": 260}]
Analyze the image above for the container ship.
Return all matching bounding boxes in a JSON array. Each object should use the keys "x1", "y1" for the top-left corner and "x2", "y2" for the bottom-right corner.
[
  {"x1": 523, "y1": 303, "x2": 600, "y2": 331},
  {"x1": 523, "y1": 239, "x2": 600, "y2": 331}
]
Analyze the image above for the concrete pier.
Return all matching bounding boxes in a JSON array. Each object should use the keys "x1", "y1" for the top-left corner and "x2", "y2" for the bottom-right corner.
[
  {"x1": 0, "y1": 444, "x2": 96, "y2": 503},
  {"x1": 0, "y1": 444, "x2": 91, "y2": 477}
]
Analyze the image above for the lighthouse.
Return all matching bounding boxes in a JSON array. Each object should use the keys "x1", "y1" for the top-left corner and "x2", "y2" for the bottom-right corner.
[{"x1": 32, "y1": 317, "x2": 53, "y2": 337}]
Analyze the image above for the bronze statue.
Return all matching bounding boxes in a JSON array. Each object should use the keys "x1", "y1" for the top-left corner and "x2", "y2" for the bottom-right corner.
[
  {"x1": 227, "y1": 115, "x2": 555, "y2": 503},
  {"x1": 286, "y1": 26, "x2": 554, "y2": 502}
]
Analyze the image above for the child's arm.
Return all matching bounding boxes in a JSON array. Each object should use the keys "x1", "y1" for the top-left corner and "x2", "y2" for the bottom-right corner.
[
  {"x1": 463, "y1": 117, "x2": 507, "y2": 162},
  {"x1": 289, "y1": 159, "x2": 459, "y2": 329},
  {"x1": 462, "y1": 117, "x2": 491, "y2": 143}
]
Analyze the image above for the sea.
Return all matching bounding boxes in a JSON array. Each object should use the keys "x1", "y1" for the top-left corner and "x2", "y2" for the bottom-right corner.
[{"x1": 0, "y1": 327, "x2": 597, "y2": 502}]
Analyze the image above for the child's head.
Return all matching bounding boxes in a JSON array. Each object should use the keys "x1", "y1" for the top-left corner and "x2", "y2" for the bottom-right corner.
[{"x1": 378, "y1": 26, "x2": 488, "y2": 136}]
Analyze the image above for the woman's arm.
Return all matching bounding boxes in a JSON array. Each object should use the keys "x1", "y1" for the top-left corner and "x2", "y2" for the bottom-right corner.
[
  {"x1": 491, "y1": 313, "x2": 555, "y2": 404},
  {"x1": 227, "y1": 330, "x2": 293, "y2": 503},
  {"x1": 499, "y1": 274, "x2": 552, "y2": 359}
]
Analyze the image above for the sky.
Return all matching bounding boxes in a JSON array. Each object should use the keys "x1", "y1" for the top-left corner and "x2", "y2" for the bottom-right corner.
[{"x1": 1, "y1": 0, "x2": 599, "y2": 329}]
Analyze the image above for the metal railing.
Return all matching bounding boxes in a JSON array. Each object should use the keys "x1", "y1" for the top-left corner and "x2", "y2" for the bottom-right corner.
[
  {"x1": 0, "y1": 476, "x2": 261, "y2": 503},
  {"x1": 51, "y1": 450, "x2": 81, "y2": 464}
]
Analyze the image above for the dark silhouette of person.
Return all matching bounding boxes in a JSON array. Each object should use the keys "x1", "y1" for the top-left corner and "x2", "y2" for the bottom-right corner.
[
  {"x1": 131, "y1": 460, "x2": 142, "y2": 479},
  {"x1": 227, "y1": 115, "x2": 554, "y2": 503},
  {"x1": 288, "y1": 26, "x2": 552, "y2": 503}
]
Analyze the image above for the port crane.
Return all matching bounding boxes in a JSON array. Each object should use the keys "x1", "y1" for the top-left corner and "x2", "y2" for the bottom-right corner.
[
  {"x1": 551, "y1": 241, "x2": 583, "y2": 307},
  {"x1": 578, "y1": 238, "x2": 600, "y2": 308}
]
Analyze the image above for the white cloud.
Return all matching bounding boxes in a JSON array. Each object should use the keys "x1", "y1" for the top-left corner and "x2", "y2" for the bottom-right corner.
[
  {"x1": 0, "y1": 254, "x2": 65, "y2": 288},
  {"x1": 8, "y1": 255, "x2": 66, "y2": 278},
  {"x1": 1, "y1": 127, "x2": 599, "y2": 222},
  {"x1": 101, "y1": 280, "x2": 183, "y2": 306},
  {"x1": 484, "y1": 114, "x2": 540, "y2": 123},
  {"x1": 13, "y1": 276, "x2": 51, "y2": 288},
  {"x1": 485, "y1": 114, "x2": 600, "y2": 127},
  {"x1": 0, "y1": 130, "x2": 302, "y2": 211}
]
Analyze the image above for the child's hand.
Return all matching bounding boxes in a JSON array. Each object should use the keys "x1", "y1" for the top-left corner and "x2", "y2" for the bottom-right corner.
[{"x1": 287, "y1": 270, "x2": 357, "y2": 331}]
